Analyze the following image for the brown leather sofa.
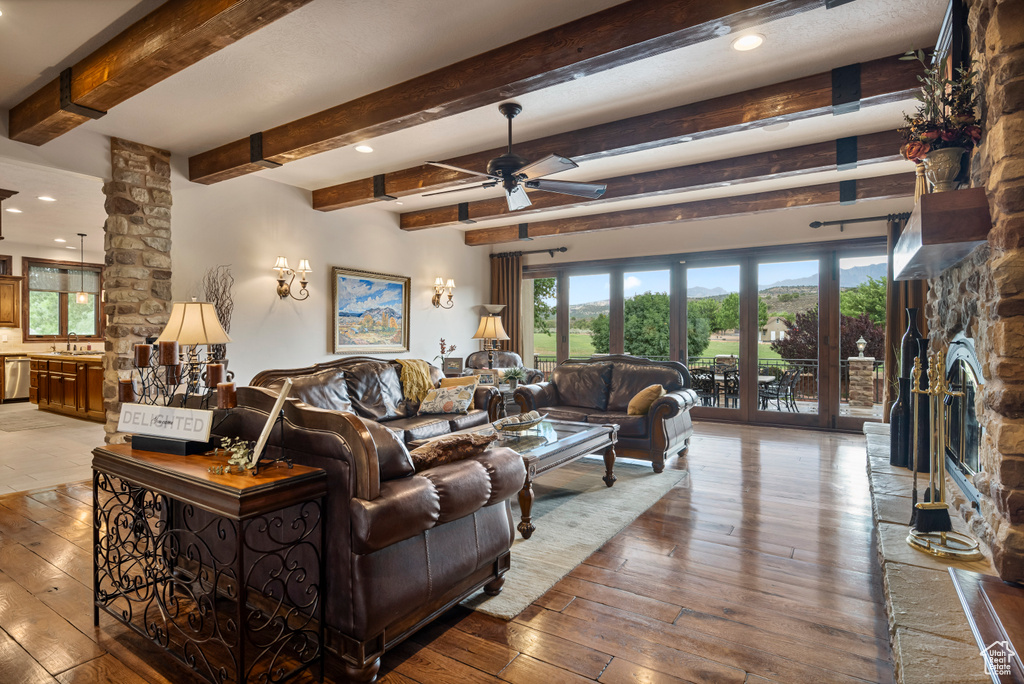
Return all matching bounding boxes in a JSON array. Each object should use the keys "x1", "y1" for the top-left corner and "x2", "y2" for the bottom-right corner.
[
  {"x1": 212, "y1": 387, "x2": 525, "y2": 682},
  {"x1": 463, "y1": 350, "x2": 545, "y2": 384},
  {"x1": 251, "y1": 356, "x2": 502, "y2": 445},
  {"x1": 514, "y1": 355, "x2": 698, "y2": 473}
]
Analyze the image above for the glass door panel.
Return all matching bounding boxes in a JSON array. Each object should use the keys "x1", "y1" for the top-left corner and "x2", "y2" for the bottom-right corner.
[
  {"x1": 757, "y1": 260, "x2": 820, "y2": 415},
  {"x1": 623, "y1": 269, "x2": 671, "y2": 360},
  {"x1": 686, "y1": 265, "x2": 740, "y2": 410},
  {"x1": 837, "y1": 254, "x2": 887, "y2": 422},
  {"x1": 525, "y1": 276, "x2": 558, "y2": 376},
  {"x1": 569, "y1": 274, "x2": 609, "y2": 359}
]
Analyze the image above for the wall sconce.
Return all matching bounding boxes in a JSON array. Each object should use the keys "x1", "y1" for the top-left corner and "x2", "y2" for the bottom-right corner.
[
  {"x1": 274, "y1": 256, "x2": 311, "y2": 301},
  {"x1": 432, "y1": 276, "x2": 455, "y2": 309}
]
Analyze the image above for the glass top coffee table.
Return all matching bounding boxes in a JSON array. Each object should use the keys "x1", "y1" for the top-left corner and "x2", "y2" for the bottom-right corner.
[{"x1": 415, "y1": 419, "x2": 619, "y2": 539}]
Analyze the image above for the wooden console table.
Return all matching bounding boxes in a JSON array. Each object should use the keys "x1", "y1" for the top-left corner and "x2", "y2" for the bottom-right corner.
[{"x1": 92, "y1": 444, "x2": 327, "y2": 684}]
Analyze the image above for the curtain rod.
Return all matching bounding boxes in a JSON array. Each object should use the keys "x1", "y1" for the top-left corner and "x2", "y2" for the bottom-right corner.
[
  {"x1": 490, "y1": 247, "x2": 567, "y2": 258},
  {"x1": 809, "y1": 212, "x2": 911, "y2": 231}
]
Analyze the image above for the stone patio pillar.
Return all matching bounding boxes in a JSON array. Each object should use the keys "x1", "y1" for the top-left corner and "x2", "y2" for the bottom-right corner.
[{"x1": 848, "y1": 357, "x2": 875, "y2": 409}]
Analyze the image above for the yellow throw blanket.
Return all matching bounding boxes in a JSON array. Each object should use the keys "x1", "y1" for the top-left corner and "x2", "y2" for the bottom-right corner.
[{"x1": 397, "y1": 359, "x2": 434, "y2": 402}]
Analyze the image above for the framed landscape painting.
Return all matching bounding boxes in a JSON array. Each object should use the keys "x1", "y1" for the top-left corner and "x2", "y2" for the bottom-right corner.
[{"x1": 332, "y1": 267, "x2": 410, "y2": 354}]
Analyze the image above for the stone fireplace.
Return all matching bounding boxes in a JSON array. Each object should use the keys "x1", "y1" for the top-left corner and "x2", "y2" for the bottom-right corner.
[
  {"x1": 923, "y1": 0, "x2": 1024, "y2": 582},
  {"x1": 945, "y1": 333, "x2": 985, "y2": 502}
]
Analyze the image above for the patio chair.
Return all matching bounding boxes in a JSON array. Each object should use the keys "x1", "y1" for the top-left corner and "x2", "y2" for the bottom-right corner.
[
  {"x1": 722, "y1": 368, "x2": 740, "y2": 408},
  {"x1": 759, "y1": 369, "x2": 793, "y2": 411},
  {"x1": 690, "y1": 367, "x2": 718, "y2": 407},
  {"x1": 783, "y1": 368, "x2": 802, "y2": 412}
]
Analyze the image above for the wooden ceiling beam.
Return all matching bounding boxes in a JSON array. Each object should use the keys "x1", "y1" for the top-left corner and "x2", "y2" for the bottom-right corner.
[
  {"x1": 463, "y1": 174, "x2": 916, "y2": 246},
  {"x1": 8, "y1": 0, "x2": 313, "y2": 146},
  {"x1": 189, "y1": 0, "x2": 823, "y2": 185},
  {"x1": 314, "y1": 52, "x2": 921, "y2": 212},
  {"x1": 400, "y1": 130, "x2": 906, "y2": 230}
]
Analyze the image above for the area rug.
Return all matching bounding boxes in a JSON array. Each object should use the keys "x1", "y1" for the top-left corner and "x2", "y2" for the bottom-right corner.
[
  {"x1": 462, "y1": 456, "x2": 688, "y2": 619},
  {"x1": 0, "y1": 414, "x2": 63, "y2": 432}
]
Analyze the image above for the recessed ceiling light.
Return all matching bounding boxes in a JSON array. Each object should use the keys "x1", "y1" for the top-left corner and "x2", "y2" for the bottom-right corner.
[
  {"x1": 763, "y1": 122, "x2": 790, "y2": 132},
  {"x1": 355, "y1": 145, "x2": 374, "y2": 154},
  {"x1": 5, "y1": 208, "x2": 21, "y2": 213},
  {"x1": 394, "y1": 201, "x2": 403, "y2": 205},
  {"x1": 66, "y1": 245, "x2": 76, "y2": 250},
  {"x1": 731, "y1": 34, "x2": 765, "y2": 51},
  {"x1": 37, "y1": 196, "x2": 56, "y2": 202},
  {"x1": 54, "y1": 238, "x2": 66, "y2": 243}
]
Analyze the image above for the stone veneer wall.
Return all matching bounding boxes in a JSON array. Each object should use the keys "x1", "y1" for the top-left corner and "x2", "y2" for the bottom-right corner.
[
  {"x1": 102, "y1": 138, "x2": 172, "y2": 443},
  {"x1": 924, "y1": 0, "x2": 1024, "y2": 581}
]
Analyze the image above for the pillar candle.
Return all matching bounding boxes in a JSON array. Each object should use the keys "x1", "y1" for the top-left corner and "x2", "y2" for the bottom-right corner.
[
  {"x1": 118, "y1": 378, "x2": 136, "y2": 403},
  {"x1": 158, "y1": 340, "x2": 179, "y2": 366},
  {"x1": 206, "y1": 363, "x2": 225, "y2": 387},
  {"x1": 165, "y1": 364, "x2": 181, "y2": 385},
  {"x1": 217, "y1": 382, "x2": 237, "y2": 409},
  {"x1": 134, "y1": 343, "x2": 152, "y2": 368}
]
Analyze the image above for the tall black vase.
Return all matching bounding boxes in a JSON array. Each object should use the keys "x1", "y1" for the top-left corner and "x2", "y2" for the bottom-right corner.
[
  {"x1": 900, "y1": 308, "x2": 922, "y2": 380},
  {"x1": 914, "y1": 337, "x2": 931, "y2": 473},
  {"x1": 890, "y1": 377, "x2": 911, "y2": 467}
]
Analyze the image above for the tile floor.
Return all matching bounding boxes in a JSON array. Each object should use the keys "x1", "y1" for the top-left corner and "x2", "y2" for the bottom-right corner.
[{"x1": 0, "y1": 401, "x2": 104, "y2": 494}]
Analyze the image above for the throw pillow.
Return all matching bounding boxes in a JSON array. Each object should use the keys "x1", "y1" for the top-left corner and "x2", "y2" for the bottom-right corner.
[
  {"x1": 409, "y1": 432, "x2": 498, "y2": 472},
  {"x1": 439, "y1": 375, "x2": 478, "y2": 409},
  {"x1": 627, "y1": 384, "x2": 666, "y2": 416},
  {"x1": 418, "y1": 385, "x2": 474, "y2": 415}
]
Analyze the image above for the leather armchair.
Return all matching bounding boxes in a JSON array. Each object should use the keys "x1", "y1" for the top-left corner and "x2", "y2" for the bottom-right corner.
[
  {"x1": 515, "y1": 355, "x2": 697, "y2": 473},
  {"x1": 464, "y1": 350, "x2": 545, "y2": 384},
  {"x1": 212, "y1": 387, "x2": 525, "y2": 682}
]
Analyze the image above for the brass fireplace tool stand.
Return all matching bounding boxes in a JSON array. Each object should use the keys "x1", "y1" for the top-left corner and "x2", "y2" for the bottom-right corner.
[{"x1": 907, "y1": 350, "x2": 983, "y2": 560}]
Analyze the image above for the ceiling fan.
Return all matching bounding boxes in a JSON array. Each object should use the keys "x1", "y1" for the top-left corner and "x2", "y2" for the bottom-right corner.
[{"x1": 424, "y1": 102, "x2": 607, "y2": 212}]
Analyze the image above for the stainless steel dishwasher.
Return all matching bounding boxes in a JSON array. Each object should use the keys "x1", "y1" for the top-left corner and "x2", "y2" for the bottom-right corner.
[{"x1": 3, "y1": 357, "x2": 31, "y2": 400}]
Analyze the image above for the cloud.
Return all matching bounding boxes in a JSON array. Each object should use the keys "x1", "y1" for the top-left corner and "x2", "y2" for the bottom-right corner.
[
  {"x1": 624, "y1": 276, "x2": 642, "y2": 291},
  {"x1": 337, "y1": 279, "x2": 404, "y2": 313}
]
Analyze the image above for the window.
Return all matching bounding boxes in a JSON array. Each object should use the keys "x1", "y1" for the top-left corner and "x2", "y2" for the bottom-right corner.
[{"x1": 23, "y1": 258, "x2": 103, "y2": 340}]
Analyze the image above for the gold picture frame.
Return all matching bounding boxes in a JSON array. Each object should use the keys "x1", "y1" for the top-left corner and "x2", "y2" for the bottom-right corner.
[{"x1": 332, "y1": 266, "x2": 410, "y2": 354}]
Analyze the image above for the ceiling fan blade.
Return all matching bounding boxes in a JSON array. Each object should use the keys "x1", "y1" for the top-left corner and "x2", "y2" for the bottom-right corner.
[
  {"x1": 506, "y1": 185, "x2": 532, "y2": 211},
  {"x1": 516, "y1": 154, "x2": 578, "y2": 180},
  {"x1": 525, "y1": 179, "x2": 607, "y2": 199},
  {"x1": 422, "y1": 181, "x2": 498, "y2": 198},
  {"x1": 426, "y1": 161, "x2": 501, "y2": 180}
]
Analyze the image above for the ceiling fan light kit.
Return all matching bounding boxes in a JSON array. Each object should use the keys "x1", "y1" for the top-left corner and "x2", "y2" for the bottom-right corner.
[{"x1": 424, "y1": 103, "x2": 607, "y2": 212}]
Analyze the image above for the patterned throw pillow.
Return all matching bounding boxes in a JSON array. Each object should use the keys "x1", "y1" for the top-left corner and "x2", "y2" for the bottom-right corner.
[
  {"x1": 438, "y1": 375, "x2": 478, "y2": 409},
  {"x1": 409, "y1": 432, "x2": 498, "y2": 472},
  {"x1": 418, "y1": 385, "x2": 474, "y2": 415}
]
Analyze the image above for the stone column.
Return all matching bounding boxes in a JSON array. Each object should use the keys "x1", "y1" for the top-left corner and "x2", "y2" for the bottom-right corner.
[
  {"x1": 848, "y1": 357, "x2": 875, "y2": 409},
  {"x1": 102, "y1": 138, "x2": 172, "y2": 443}
]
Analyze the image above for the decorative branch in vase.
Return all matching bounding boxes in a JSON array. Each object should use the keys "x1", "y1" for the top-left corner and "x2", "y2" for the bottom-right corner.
[
  {"x1": 898, "y1": 49, "x2": 982, "y2": 194},
  {"x1": 433, "y1": 338, "x2": 457, "y2": 366},
  {"x1": 203, "y1": 265, "x2": 234, "y2": 363}
]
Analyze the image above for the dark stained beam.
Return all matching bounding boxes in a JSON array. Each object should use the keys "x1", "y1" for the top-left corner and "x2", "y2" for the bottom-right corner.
[
  {"x1": 8, "y1": 0, "x2": 314, "y2": 146},
  {"x1": 463, "y1": 174, "x2": 916, "y2": 246},
  {"x1": 189, "y1": 0, "x2": 823, "y2": 184},
  {"x1": 401, "y1": 130, "x2": 906, "y2": 230},
  {"x1": 314, "y1": 52, "x2": 921, "y2": 211}
]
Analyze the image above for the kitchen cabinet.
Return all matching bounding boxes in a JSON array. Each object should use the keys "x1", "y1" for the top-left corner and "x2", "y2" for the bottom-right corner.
[
  {"x1": 29, "y1": 354, "x2": 105, "y2": 422},
  {"x1": 0, "y1": 275, "x2": 20, "y2": 328}
]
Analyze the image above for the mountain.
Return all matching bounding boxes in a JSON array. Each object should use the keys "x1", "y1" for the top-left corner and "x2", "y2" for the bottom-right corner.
[
  {"x1": 687, "y1": 286, "x2": 729, "y2": 298},
  {"x1": 568, "y1": 300, "x2": 610, "y2": 319},
  {"x1": 762, "y1": 263, "x2": 887, "y2": 289}
]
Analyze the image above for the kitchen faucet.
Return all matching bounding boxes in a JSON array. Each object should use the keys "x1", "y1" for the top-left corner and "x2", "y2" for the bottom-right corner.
[{"x1": 66, "y1": 332, "x2": 79, "y2": 352}]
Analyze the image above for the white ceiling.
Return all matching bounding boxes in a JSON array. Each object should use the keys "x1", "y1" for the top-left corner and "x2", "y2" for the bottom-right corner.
[{"x1": 0, "y1": 0, "x2": 946, "y2": 249}]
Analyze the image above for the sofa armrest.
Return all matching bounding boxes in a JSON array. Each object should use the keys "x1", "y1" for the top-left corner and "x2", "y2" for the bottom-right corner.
[
  {"x1": 474, "y1": 385, "x2": 502, "y2": 421},
  {"x1": 523, "y1": 368, "x2": 545, "y2": 384},
  {"x1": 514, "y1": 381, "x2": 559, "y2": 412},
  {"x1": 649, "y1": 389, "x2": 698, "y2": 419}
]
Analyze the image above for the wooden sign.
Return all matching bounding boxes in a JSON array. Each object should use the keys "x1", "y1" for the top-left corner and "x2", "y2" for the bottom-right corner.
[{"x1": 118, "y1": 404, "x2": 214, "y2": 442}]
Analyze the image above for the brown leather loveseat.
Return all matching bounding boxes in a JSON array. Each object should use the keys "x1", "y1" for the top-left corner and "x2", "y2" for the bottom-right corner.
[
  {"x1": 251, "y1": 356, "x2": 502, "y2": 445},
  {"x1": 463, "y1": 350, "x2": 545, "y2": 384},
  {"x1": 514, "y1": 355, "x2": 697, "y2": 472},
  {"x1": 212, "y1": 387, "x2": 525, "y2": 682}
]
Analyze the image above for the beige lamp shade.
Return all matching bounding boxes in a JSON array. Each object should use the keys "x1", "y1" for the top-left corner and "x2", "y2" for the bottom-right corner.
[
  {"x1": 472, "y1": 314, "x2": 509, "y2": 341},
  {"x1": 156, "y1": 301, "x2": 232, "y2": 345}
]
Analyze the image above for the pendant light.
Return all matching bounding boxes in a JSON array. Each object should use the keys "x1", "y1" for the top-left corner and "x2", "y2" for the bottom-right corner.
[{"x1": 75, "y1": 233, "x2": 88, "y2": 304}]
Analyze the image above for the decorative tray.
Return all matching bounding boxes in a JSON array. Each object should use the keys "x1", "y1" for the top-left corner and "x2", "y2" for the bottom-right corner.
[{"x1": 495, "y1": 413, "x2": 547, "y2": 432}]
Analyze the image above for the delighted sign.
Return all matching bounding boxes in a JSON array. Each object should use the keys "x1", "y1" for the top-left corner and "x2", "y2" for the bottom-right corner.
[{"x1": 117, "y1": 404, "x2": 214, "y2": 441}]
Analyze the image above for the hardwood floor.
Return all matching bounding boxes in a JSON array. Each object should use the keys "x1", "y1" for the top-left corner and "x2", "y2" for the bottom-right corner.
[{"x1": 0, "y1": 422, "x2": 893, "y2": 683}]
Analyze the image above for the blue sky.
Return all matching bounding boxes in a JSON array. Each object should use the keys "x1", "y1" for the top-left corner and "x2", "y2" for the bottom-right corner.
[
  {"x1": 336, "y1": 276, "x2": 404, "y2": 314},
  {"x1": 556, "y1": 255, "x2": 886, "y2": 305}
]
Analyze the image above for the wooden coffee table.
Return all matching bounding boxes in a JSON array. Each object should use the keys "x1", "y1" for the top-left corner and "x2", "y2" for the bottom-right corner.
[{"x1": 415, "y1": 419, "x2": 618, "y2": 539}]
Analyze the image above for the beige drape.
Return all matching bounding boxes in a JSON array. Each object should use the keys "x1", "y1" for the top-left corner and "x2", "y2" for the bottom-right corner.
[
  {"x1": 490, "y1": 253, "x2": 523, "y2": 356},
  {"x1": 883, "y1": 214, "x2": 928, "y2": 420}
]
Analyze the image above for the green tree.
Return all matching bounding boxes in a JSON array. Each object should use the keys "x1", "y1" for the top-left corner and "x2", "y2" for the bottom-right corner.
[
  {"x1": 713, "y1": 292, "x2": 768, "y2": 330},
  {"x1": 758, "y1": 296, "x2": 768, "y2": 329},
  {"x1": 591, "y1": 313, "x2": 610, "y2": 354},
  {"x1": 624, "y1": 292, "x2": 670, "y2": 357},
  {"x1": 840, "y1": 276, "x2": 886, "y2": 326},
  {"x1": 688, "y1": 297, "x2": 722, "y2": 332},
  {"x1": 533, "y1": 277, "x2": 556, "y2": 334},
  {"x1": 687, "y1": 307, "x2": 711, "y2": 358},
  {"x1": 771, "y1": 311, "x2": 796, "y2": 326}
]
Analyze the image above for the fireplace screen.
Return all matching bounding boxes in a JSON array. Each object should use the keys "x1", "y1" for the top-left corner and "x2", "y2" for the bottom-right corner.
[{"x1": 946, "y1": 335, "x2": 984, "y2": 480}]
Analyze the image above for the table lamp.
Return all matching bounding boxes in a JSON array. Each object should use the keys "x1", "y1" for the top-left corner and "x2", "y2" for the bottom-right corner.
[{"x1": 472, "y1": 305, "x2": 510, "y2": 369}]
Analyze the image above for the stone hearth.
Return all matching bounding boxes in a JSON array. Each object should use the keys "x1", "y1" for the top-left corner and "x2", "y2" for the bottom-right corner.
[{"x1": 865, "y1": 422, "x2": 997, "y2": 684}]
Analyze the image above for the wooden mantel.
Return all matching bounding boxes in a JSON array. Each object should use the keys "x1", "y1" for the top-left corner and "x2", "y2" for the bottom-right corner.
[{"x1": 893, "y1": 187, "x2": 992, "y2": 281}]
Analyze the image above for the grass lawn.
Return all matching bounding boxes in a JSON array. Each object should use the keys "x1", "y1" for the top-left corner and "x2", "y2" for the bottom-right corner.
[{"x1": 534, "y1": 333, "x2": 782, "y2": 361}]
